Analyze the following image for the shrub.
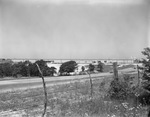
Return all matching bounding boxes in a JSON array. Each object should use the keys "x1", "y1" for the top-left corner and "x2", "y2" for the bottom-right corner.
[
  {"x1": 138, "y1": 48, "x2": 150, "y2": 106},
  {"x1": 108, "y1": 75, "x2": 135, "y2": 101}
]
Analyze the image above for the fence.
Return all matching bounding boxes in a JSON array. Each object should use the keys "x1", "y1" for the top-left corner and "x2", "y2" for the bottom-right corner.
[
  {"x1": 0, "y1": 76, "x2": 112, "y2": 116},
  {"x1": 0, "y1": 65, "x2": 145, "y2": 117}
]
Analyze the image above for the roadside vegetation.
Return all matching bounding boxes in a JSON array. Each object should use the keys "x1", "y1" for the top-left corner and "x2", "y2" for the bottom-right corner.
[{"x1": 0, "y1": 76, "x2": 147, "y2": 117}]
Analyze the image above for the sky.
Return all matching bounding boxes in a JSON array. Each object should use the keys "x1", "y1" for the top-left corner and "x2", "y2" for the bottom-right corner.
[{"x1": 0, "y1": 0, "x2": 149, "y2": 59}]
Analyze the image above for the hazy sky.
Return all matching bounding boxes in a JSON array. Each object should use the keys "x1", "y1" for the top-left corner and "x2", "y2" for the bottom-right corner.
[{"x1": 0, "y1": 0, "x2": 149, "y2": 59}]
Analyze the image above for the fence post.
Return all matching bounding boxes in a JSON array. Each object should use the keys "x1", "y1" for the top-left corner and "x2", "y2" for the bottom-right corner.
[
  {"x1": 113, "y1": 62, "x2": 118, "y2": 80},
  {"x1": 88, "y1": 72, "x2": 93, "y2": 99},
  {"x1": 87, "y1": 71, "x2": 93, "y2": 99},
  {"x1": 36, "y1": 63, "x2": 48, "y2": 117},
  {"x1": 133, "y1": 65, "x2": 140, "y2": 117},
  {"x1": 137, "y1": 65, "x2": 140, "y2": 86}
]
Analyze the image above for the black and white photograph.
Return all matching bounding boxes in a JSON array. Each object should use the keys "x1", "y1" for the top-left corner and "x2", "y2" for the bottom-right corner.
[{"x1": 0, "y1": 0, "x2": 150, "y2": 116}]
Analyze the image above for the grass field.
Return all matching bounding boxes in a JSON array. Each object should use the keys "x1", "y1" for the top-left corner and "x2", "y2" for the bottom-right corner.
[{"x1": 0, "y1": 73, "x2": 148, "y2": 117}]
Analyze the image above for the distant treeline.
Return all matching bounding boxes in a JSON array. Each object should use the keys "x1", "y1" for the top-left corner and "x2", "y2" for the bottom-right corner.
[
  {"x1": 0, "y1": 60, "x2": 57, "y2": 78},
  {"x1": 0, "y1": 59, "x2": 103, "y2": 78}
]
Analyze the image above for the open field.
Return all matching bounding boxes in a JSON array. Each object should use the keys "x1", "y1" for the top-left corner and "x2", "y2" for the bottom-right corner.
[{"x1": 0, "y1": 69, "x2": 147, "y2": 117}]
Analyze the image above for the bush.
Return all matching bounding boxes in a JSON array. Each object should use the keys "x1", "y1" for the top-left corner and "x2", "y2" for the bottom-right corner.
[
  {"x1": 108, "y1": 75, "x2": 135, "y2": 101},
  {"x1": 138, "y1": 48, "x2": 150, "y2": 106}
]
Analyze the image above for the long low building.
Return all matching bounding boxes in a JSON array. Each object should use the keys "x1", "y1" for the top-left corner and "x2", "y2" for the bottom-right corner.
[
  {"x1": 46, "y1": 59, "x2": 134, "y2": 64},
  {"x1": 1, "y1": 58, "x2": 135, "y2": 64}
]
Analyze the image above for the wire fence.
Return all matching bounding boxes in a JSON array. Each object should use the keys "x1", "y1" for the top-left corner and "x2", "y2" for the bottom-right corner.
[
  {"x1": 0, "y1": 72, "x2": 147, "y2": 117},
  {"x1": 0, "y1": 76, "x2": 110, "y2": 112}
]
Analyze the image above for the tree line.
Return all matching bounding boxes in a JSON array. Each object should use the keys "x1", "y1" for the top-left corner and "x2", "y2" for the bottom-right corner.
[
  {"x1": 0, "y1": 59, "x2": 103, "y2": 78},
  {"x1": 0, "y1": 60, "x2": 56, "y2": 78}
]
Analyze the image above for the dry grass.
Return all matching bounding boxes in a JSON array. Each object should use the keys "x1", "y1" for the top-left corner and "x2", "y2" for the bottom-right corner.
[{"x1": 0, "y1": 76, "x2": 148, "y2": 117}]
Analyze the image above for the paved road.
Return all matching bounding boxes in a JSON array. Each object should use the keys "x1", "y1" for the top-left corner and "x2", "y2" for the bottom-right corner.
[{"x1": 0, "y1": 68, "x2": 137, "y2": 92}]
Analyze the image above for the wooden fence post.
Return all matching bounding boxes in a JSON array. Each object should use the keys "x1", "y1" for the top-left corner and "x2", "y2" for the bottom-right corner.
[
  {"x1": 36, "y1": 64, "x2": 48, "y2": 117},
  {"x1": 133, "y1": 65, "x2": 141, "y2": 117},
  {"x1": 89, "y1": 73, "x2": 93, "y2": 98},
  {"x1": 113, "y1": 62, "x2": 118, "y2": 80},
  {"x1": 87, "y1": 71, "x2": 93, "y2": 98}
]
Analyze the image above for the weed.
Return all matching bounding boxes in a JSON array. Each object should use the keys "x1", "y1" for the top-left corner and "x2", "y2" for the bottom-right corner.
[{"x1": 0, "y1": 76, "x2": 148, "y2": 117}]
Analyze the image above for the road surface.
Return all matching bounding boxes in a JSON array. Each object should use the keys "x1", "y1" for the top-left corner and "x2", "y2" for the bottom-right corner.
[{"x1": 0, "y1": 68, "x2": 137, "y2": 92}]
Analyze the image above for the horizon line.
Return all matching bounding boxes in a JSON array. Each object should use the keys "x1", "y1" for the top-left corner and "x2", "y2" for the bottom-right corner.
[{"x1": 0, "y1": 58, "x2": 137, "y2": 60}]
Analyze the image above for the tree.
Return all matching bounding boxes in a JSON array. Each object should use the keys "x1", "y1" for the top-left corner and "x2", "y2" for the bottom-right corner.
[
  {"x1": 30, "y1": 60, "x2": 53, "y2": 76},
  {"x1": 35, "y1": 60, "x2": 47, "y2": 74},
  {"x1": 97, "y1": 61, "x2": 103, "y2": 72},
  {"x1": 88, "y1": 64, "x2": 95, "y2": 72},
  {"x1": 139, "y1": 48, "x2": 150, "y2": 89},
  {"x1": 141, "y1": 48, "x2": 150, "y2": 90},
  {"x1": 81, "y1": 66, "x2": 85, "y2": 72},
  {"x1": 44, "y1": 67, "x2": 57, "y2": 76},
  {"x1": 0, "y1": 67, "x2": 3, "y2": 77},
  {"x1": 12, "y1": 61, "x2": 29, "y2": 77},
  {"x1": 59, "y1": 61, "x2": 77, "y2": 75},
  {"x1": 29, "y1": 63, "x2": 39, "y2": 76},
  {"x1": 12, "y1": 62, "x2": 22, "y2": 77},
  {"x1": 24, "y1": 60, "x2": 31, "y2": 77},
  {"x1": 0, "y1": 63, "x2": 13, "y2": 77},
  {"x1": 138, "y1": 47, "x2": 150, "y2": 117},
  {"x1": 49, "y1": 67, "x2": 57, "y2": 76}
]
